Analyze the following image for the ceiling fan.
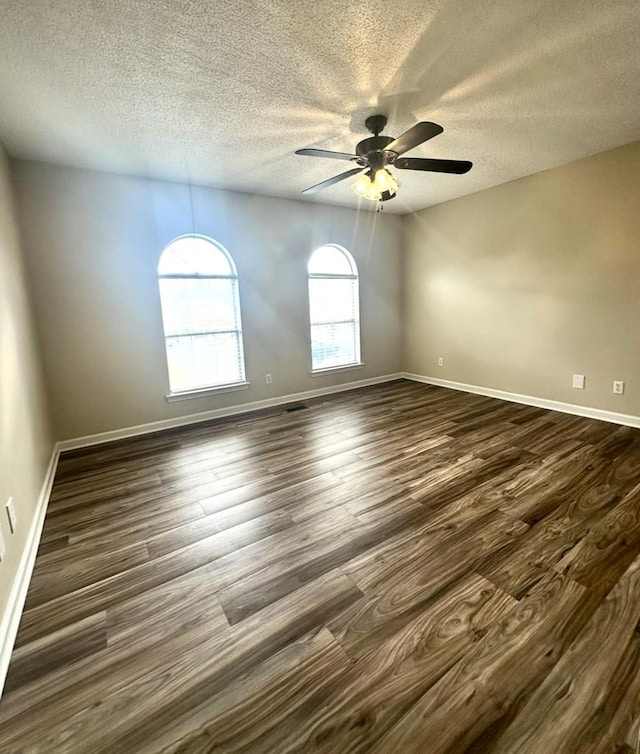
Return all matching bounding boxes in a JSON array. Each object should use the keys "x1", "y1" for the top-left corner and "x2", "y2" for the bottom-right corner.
[{"x1": 296, "y1": 115, "x2": 472, "y2": 202}]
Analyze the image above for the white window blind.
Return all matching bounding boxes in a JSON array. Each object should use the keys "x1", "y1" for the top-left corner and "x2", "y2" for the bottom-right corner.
[
  {"x1": 158, "y1": 236, "x2": 246, "y2": 393},
  {"x1": 308, "y1": 245, "x2": 361, "y2": 371}
]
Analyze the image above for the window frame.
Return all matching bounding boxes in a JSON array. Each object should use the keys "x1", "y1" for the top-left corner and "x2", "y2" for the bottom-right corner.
[
  {"x1": 307, "y1": 244, "x2": 363, "y2": 374},
  {"x1": 157, "y1": 234, "x2": 248, "y2": 399}
]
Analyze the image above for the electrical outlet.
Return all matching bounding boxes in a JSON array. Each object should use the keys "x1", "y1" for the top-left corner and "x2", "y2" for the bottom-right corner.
[
  {"x1": 437, "y1": 357, "x2": 444, "y2": 367},
  {"x1": 613, "y1": 380, "x2": 625, "y2": 395},
  {"x1": 265, "y1": 373, "x2": 272, "y2": 384},
  {"x1": 572, "y1": 374, "x2": 585, "y2": 390},
  {"x1": 6, "y1": 497, "x2": 16, "y2": 534},
  {"x1": 0, "y1": 524, "x2": 5, "y2": 562}
]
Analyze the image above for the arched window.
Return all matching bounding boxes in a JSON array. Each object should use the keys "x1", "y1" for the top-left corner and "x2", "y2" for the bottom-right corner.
[
  {"x1": 158, "y1": 235, "x2": 246, "y2": 393},
  {"x1": 308, "y1": 245, "x2": 361, "y2": 371}
]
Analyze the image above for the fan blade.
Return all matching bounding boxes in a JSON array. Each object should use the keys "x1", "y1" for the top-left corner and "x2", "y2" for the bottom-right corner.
[
  {"x1": 301, "y1": 167, "x2": 364, "y2": 195},
  {"x1": 385, "y1": 122, "x2": 443, "y2": 156},
  {"x1": 296, "y1": 148, "x2": 357, "y2": 161},
  {"x1": 395, "y1": 157, "x2": 472, "y2": 174}
]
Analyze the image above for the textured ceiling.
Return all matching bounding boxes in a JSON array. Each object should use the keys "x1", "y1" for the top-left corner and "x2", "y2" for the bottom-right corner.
[{"x1": 0, "y1": 0, "x2": 639, "y2": 213}]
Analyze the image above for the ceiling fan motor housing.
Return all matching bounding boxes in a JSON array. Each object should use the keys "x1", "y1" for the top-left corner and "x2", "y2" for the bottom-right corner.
[{"x1": 355, "y1": 136, "x2": 396, "y2": 169}]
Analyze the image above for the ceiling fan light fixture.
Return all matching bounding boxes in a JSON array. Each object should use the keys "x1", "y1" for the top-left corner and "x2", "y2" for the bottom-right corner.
[
  {"x1": 352, "y1": 170, "x2": 379, "y2": 201},
  {"x1": 352, "y1": 168, "x2": 398, "y2": 201},
  {"x1": 352, "y1": 171, "x2": 373, "y2": 197},
  {"x1": 374, "y1": 168, "x2": 398, "y2": 195}
]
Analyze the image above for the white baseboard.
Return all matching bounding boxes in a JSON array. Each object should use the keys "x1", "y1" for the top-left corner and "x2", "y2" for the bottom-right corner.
[
  {"x1": 403, "y1": 373, "x2": 640, "y2": 429},
  {"x1": 57, "y1": 373, "x2": 405, "y2": 452},
  {"x1": 0, "y1": 445, "x2": 60, "y2": 698}
]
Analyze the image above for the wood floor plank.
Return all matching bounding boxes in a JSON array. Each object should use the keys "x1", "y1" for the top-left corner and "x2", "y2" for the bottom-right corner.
[
  {"x1": 490, "y1": 554, "x2": 640, "y2": 753},
  {"x1": 237, "y1": 574, "x2": 516, "y2": 754},
  {"x1": 478, "y1": 462, "x2": 632, "y2": 598},
  {"x1": 370, "y1": 572, "x2": 599, "y2": 754},
  {"x1": 342, "y1": 488, "x2": 526, "y2": 598},
  {"x1": 14, "y1": 508, "x2": 296, "y2": 646},
  {"x1": 198, "y1": 470, "x2": 343, "y2": 522},
  {"x1": 39, "y1": 480, "x2": 220, "y2": 542},
  {"x1": 590, "y1": 652, "x2": 640, "y2": 754},
  {"x1": 331, "y1": 510, "x2": 527, "y2": 659},
  {"x1": 24, "y1": 541, "x2": 150, "y2": 609},
  {"x1": 554, "y1": 480, "x2": 640, "y2": 595},
  {"x1": 496, "y1": 444, "x2": 608, "y2": 524},
  {"x1": 41, "y1": 572, "x2": 360, "y2": 754},
  {"x1": 2, "y1": 613, "x2": 108, "y2": 695},
  {"x1": 148, "y1": 627, "x2": 352, "y2": 754},
  {"x1": 196, "y1": 467, "x2": 342, "y2": 516},
  {"x1": 59, "y1": 502, "x2": 206, "y2": 550},
  {"x1": 34, "y1": 534, "x2": 69, "y2": 556},
  {"x1": 106, "y1": 568, "x2": 230, "y2": 650},
  {"x1": 1, "y1": 570, "x2": 230, "y2": 726},
  {"x1": 2, "y1": 380, "x2": 640, "y2": 753}
]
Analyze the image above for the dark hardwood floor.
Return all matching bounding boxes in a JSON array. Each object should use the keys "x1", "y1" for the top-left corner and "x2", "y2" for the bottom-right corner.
[{"x1": 1, "y1": 379, "x2": 640, "y2": 753}]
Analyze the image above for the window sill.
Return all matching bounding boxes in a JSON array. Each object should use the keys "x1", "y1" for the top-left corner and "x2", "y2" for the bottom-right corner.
[
  {"x1": 166, "y1": 381, "x2": 250, "y2": 402},
  {"x1": 311, "y1": 363, "x2": 365, "y2": 376}
]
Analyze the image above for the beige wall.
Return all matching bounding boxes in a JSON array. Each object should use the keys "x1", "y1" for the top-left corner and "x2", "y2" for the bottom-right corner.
[
  {"x1": 404, "y1": 140, "x2": 640, "y2": 417},
  {"x1": 9, "y1": 138, "x2": 640, "y2": 450},
  {"x1": 0, "y1": 146, "x2": 53, "y2": 630},
  {"x1": 12, "y1": 161, "x2": 403, "y2": 441}
]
